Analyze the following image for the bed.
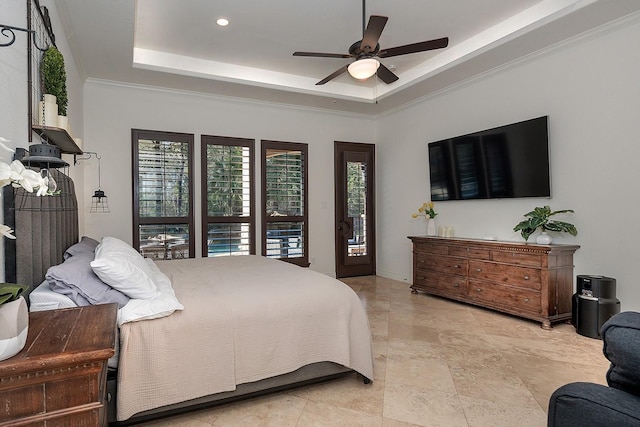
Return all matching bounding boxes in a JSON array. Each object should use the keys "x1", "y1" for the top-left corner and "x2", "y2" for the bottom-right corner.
[
  {"x1": 8, "y1": 170, "x2": 373, "y2": 423},
  {"x1": 28, "y1": 240, "x2": 374, "y2": 424}
]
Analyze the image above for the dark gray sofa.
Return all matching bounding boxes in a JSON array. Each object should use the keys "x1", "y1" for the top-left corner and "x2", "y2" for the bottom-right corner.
[{"x1": 548, "y1": 311, "x2": 640, "y2": 426}]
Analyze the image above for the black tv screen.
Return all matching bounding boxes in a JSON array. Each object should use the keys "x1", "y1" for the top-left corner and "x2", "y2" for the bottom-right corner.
[{"x1": 428, "y1": 116, "x2": 550, "y2": 201}]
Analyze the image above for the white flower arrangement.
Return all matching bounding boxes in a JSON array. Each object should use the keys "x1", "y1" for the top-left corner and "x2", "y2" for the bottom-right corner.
[{"x1": 0, "y1": 137, "x2": 54, "y2": 239}]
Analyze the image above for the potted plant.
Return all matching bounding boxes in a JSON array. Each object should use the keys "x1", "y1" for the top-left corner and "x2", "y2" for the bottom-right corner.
[
  {"x1": 40, "y1": 46, "x2": 68, "y2": 128},
  {"x1": 0, "y1": 283, "x2": 30, "y2": 361},
  {"x1": 513, "y1": 205, "x2": 577, "y2": 244},
  {"x1": 412, "y1": 201, "x2": 438, "y2": 236}
]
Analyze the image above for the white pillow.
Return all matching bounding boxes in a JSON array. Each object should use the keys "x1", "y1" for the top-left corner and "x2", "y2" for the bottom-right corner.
[
  {"x1": 117, "y1": 259, "x2": 184, "y2": 325},
  {"x1": 90, "y1": 237, "x2": 160, "y2": 299}
]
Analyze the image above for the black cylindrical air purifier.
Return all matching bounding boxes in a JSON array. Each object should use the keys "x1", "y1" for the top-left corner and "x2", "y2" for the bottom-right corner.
[{"x1": 572, "y1": 275, "x2": 620, "y2": 339}]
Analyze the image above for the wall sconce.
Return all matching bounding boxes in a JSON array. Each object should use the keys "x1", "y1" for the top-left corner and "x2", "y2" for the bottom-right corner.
[{"x1": 74, "y1": 151, "x2": 110, "y2": 213}]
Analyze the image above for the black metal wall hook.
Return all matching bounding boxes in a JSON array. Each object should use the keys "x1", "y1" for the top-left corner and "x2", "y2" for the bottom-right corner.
[{"x1": 0, "y1": 24, "x2": 49, "y2": 51}]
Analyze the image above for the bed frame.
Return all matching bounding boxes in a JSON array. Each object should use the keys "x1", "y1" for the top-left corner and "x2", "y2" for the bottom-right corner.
[
  {"x1": 107, "y1": 363, "x2": 355, "y2": 425},
  {"x1": 7, "y1": 173, "x2": 367, "y2": 425}
]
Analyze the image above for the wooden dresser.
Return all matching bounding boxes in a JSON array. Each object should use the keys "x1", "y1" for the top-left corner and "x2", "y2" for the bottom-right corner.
[
  {"x1": 409, "y1": 236, "x2": 579, "y2": 329},
  {"x1": 0, "y1": 304, "x2": 117, "y2": 426}
]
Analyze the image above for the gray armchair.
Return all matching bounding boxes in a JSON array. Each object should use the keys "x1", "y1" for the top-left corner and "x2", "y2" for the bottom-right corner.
[{"x1": 548, "y1": 311, "x2": 640, "y2": 426}]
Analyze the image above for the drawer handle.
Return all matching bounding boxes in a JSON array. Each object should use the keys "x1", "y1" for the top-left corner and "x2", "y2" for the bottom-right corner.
[
  {"x1": 454, "y1": 264, "x2": 460, "y2": 269},
  {"x1": 524, "y1": 275, "x2": 530, "y2": 280},
  {"x1": 453, "y1": 283, "x2": 459, "y2": 288},
  {"x1": 524, "y1": 298, "x2": 530, "y2": 303},
  {"x1": 476, "y1": 268, "x2": 482, "y2": 272},
  {"x1": 419, "y1": 259, "x2": 425, "y2": 263},
  {"x1": 417, "y1": 276, "x2": 425, "y2": 280},
  {"x1": 476, "y1": 288, "x2": 482, "y2": 292}
]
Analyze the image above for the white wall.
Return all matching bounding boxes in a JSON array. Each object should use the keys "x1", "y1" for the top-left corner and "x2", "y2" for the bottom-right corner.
[
  {"x1": 83, "y1": 81, "x2": 376, "y2": 276},
  {"x1": 376, "y1": 17, "x2": 640, "y2": 311}
]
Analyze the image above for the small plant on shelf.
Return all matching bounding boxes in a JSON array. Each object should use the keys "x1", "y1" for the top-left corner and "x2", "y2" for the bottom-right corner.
[
  {"x1": 513, "y1": 205, "x2": 577, "y2": 242},
  {"x1": 40, "y1": 46, "x2": 68, "y2": 115}
]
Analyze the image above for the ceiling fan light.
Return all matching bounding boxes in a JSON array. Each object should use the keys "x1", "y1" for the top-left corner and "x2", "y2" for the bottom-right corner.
[{"x1": 348, "y1": 58, "x2": 380, "y2": 80}]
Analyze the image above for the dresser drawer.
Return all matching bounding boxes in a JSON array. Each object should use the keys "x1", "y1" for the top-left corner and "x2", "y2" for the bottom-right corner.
[
  {"x1": 492, "y1": 250, "x2": 543, "y2": 267},
  {"x1": 415, "y1": 253, "x2": 466, "y2": 276},
  {"x1": 469, "y1": 280, "x2": 542, "y2": 314},
  {"x1": 413, "y1": 241, "x2": 449, "y2": 255},
  {"x1": 414, "y1": 270, "x2": 467, "y2": 298},
  {"x1": 468, "y1": 260, "x2": 541, "y2": 289},
  {"x1": 0, "y1": 384, "x2": 44, "y2": 421},
  {"x1": 449, "y1": 246, "x2": 491, "y2": 260}
]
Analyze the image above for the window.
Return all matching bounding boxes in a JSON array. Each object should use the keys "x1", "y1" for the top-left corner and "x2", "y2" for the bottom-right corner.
[
  {"x1": 132, "y1": 129, "x2": 194, "y2": 259},
  {"x1": 202, "y1": 135, "x2": 255, "y2": 257},
  {"x1": 261, "y1": 140, "x2": 308, "y2": 266}
]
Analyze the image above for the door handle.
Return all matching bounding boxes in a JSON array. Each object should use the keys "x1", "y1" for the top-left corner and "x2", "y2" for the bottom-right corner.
[{"x1": 338, "y1": 218, "x2": 353, "y2": 239}]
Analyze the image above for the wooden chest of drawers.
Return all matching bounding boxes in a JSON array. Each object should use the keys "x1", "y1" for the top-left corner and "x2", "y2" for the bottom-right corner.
[
  {"x1": 0, "y1": 304, "x2": 117, "y2": 426},
  {"x1": 409, "y1": 236, "x2": 579, "y2": 329}
]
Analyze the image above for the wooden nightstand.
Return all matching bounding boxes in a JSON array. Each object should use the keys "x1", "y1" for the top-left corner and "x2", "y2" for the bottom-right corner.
[{"x1": 0, "y1": 303, "x2": 117, "y2": 426}]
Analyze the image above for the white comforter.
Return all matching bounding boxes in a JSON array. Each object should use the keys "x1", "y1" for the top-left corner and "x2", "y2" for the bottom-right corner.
[{"x1": 116, "y1": 255, "x2": 374, "y2": 421}]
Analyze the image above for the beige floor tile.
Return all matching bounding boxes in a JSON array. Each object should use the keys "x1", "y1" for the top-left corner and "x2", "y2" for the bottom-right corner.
[
  {"x1": 383, "y1": 418, "x2": 430, "y2": 427},
  {"x1": 296, "y1": 400, "x2": 383, "y2": 426},
  {"x1": 385, "y1": 354, "x2": 456, "y2": 392},
  {"x1": 208, "y1": 393, "x2": 307, "y2": 427},
  {"x1": 290, "y1": 374, "x2": 384, "y2": 416},
  {"x1": 383, "y1": 383, "x2": 468, "y2": 427},
  {"x1": 488, "y1": 332, "x2": 607, "y2": 365},
  {"x1": 136, "y1": 409, "x2": 216, "y2": 427},
  {"x1": 450, "y1": 367, "x2": 541, "y2": 409},
  {"x1": 388, "y1": 321, "x2": 442, "y2": 343},
  {"x1": 505, "y1": 352, "x2": 608, "y2": 409},
  {"x1": 459, "y1": 395, "x2": 547, "y2": 427}
]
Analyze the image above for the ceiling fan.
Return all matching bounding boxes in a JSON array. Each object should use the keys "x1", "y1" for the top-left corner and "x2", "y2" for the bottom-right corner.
[{"x1": 293, "y1": 1, "x2": 449, "y2": 85}]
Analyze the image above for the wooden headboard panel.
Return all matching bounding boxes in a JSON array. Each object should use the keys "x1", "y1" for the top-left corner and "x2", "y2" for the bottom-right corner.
[{"x1": 3, "y1": 169, "x2": 79, "y2": 294}]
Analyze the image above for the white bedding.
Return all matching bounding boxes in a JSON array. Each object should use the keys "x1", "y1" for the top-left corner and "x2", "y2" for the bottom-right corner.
[
  {"x1": 116, "y1": 255, "x2": 374, "y2": 421},
  {"x1": 29, "y1": 281, "x2": 77, "y2": 311}
]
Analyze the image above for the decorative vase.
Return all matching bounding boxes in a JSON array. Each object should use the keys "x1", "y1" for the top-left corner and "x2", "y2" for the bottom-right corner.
[
  {"x1": 427, "y1": 218, "x2": 436, "y2": 236},
  {"x1": 0, "y1": 296, "x2": 29, "y2": 361},
  {"x1": 57, "y1": 115, "x2": 68, "y2": 131},
  {"x1": 536, "y1": 231, "x2": 552, "y2": 244}
]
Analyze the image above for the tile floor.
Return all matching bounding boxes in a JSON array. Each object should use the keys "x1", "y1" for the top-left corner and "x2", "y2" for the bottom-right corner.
[{"x1": 137, "y1": 275, "x2": 609, "y2": 427}]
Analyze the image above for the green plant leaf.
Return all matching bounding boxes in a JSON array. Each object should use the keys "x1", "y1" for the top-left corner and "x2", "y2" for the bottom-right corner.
[
  {"x1": 0, "y1": 283, "x2": 29, "y2": 305},
  {"x1": 40, "y1": 47, "x2": 68, "y2": 115},
  {"x1": 514, "y1": 206, "x2": 577, "y2": 241}
]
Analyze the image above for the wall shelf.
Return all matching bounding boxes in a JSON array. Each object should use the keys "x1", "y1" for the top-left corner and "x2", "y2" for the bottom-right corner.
[{"x1": 32, "y1": 125, "x2": 82, "y2": 154}]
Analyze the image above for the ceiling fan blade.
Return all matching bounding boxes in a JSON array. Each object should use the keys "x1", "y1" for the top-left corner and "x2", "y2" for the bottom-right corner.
[
  {"x1": 379, "y1": 37, "x2": 449, "y2": 58},
  {"x1": 293, "y1": 51, "x2": 352, "y2": 59},
  {"x1": 376, "y1": 63, "x2": 399, "y2": 84},
  {"x1": 316, "y1": 64, "x2": 350, "y2": 85},
  {"x1": 360, "y1": 15, "x2": 388, "y2": 53}
]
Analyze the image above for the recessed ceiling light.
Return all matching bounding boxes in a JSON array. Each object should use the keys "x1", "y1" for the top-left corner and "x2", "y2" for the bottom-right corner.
[{"x1": 216, "y1": 18, "x2": 229, "y2": 27}]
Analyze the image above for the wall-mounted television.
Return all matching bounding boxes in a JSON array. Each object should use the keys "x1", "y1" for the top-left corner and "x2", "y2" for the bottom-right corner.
[{"x1": 428, "y1": 116, "x2": 550, "y2": 201}]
